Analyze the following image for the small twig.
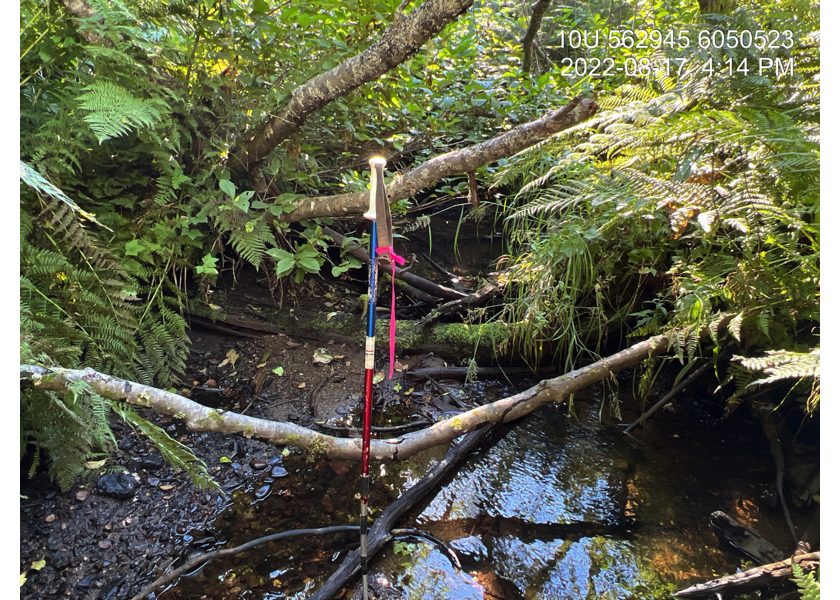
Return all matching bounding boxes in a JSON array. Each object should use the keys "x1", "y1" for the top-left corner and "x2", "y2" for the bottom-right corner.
[
  {"x1": 130, "y1": 525, "x2": 361, "y2": 600},
  {"x1": 308, "y1": 375, "x2": 329, "y2": 417},
  {"x1": 624, "y1": 358, "x2": 715, "y2": 433},
  {"x1": 420, "y1": 252, "x2": 459, "y2": 281}
]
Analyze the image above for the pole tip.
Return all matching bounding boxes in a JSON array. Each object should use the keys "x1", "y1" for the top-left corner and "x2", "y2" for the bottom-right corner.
[{"x1": 369, "y1": 156, "x2": 387, "y2": 168}]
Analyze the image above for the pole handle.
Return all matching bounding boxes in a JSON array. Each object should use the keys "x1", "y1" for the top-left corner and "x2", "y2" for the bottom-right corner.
[{"x1": 364, "y1": 156, "x2": 387, "y2": 221}]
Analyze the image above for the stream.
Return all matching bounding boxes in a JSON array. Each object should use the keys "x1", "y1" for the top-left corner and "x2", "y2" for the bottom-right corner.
[
  {"x1": 158, "y1": 378, "x2": 806, "y2": 600},
  {"x1": 156, "y1": 209, "x2": 811, "y2": 599}
]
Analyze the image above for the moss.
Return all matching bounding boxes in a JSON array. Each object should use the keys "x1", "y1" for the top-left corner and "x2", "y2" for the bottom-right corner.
[
  {"x1": 305, "y1": 437, "x2": 329, "y2": 462},
  {"x1": 243, "y1": 424, "x2": 255, "y2": 438},
  {"x1": 378, "y1": 319, "x2": 512, "y2": 357}
]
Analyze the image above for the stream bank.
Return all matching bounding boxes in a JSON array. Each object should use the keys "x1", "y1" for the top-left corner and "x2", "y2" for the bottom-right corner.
[{"x1": 20, "y1": 210, "x2": 818, "y2": 599}]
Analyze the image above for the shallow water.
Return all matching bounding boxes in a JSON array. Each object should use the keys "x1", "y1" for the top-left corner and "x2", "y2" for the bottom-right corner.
[{"x1": 160, "y1": 377, "x2": 808, "y2": 600}]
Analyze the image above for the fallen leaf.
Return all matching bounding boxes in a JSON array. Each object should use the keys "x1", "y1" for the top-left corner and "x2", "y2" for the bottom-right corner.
[
  {"x1": 208, "y1": 303, "x2": 222, "y2": 311},
  {"x1": 373, "y1": 372, "x2": 385, "y2": 384},
  {"x1": 285, "y1": 341, "x2": 302, "y2": 348},
  {"x1": 298, "y1": 382, "x2": 307, "y2": 389},
  {"x1": 217, "y1": 358, "x2": 230, "y2": 368},
  {"x1": 160, "y1": 484, "x2": 175, "y2": 491},
  {"x1": 272, "y1": 366, "x2": 285, "y2": 377},
  {"x1": 219, "y1": 456, "x2": 231, "y2": 464},
  {"x1": 76, "y1": 490, "x2": 89, "y2": 501},
  {"x1": 85, "y1": 459, "x2": 107, "y2": 469},
  {"x1": 45, "y1": 514, "x2": 55, "y2": 523},
  {"x1": 394, "y1": 361, "x2": 406, "y2": 372},
  {"x1": 312, "y1": 348, "x2": 334, "y2": 364},
  {"x1": 226, "y1": 349, "x2": 239, "y2": 366},
  {"x1": 206, "y1": 378, "x2": 217, "y2": 387},
  {"x1": 30, "y1": 559, "x2": 45, "y2": 571},
  {"x1": 326, "y1": 311, "x2": 337, "y2": 321}
]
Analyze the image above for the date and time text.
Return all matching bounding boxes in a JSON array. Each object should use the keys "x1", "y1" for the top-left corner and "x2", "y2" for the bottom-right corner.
[{"x1": 552, "y1": 28, "x2": 798, "y2": 79}]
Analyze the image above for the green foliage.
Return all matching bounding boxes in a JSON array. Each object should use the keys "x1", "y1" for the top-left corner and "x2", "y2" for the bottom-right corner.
[
  {"x1": 492, "y1": 1, "x2": 818, "y2": 391},
  {"x1": 77, "y1": 81, "x2": 165, "y2": 143},
  {"x1": 733, "y1": 348, "x2": 820, "y2": 412},
  {"x1": 20, "y1": 380, "x2": 115, "y2": 492},
  {"x1": 791, "y1": 563, "x2": 820, "y2": 600},
  {"x1": 108, "y1": 402, "x2": 217, "y2": 490}
]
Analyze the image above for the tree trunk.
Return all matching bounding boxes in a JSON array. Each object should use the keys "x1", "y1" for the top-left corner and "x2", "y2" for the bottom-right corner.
[
  {"x1": 520, "y1": 0, "x2": 553, "y2": 74},
  {"x1": 231, "y1": 0, "x2": 476, "y2": 171},
  {"x1": 21, "y1": 331, "x2": 669, "y2": 462}
]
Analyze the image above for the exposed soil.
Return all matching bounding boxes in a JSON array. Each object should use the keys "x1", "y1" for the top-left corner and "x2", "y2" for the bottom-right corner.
[
  {"x1": 19, "y1": 214, "x2": 505, "y2": 600},
  {"x1": 20, "y1": 281, "x2": 371, "y2": 599}
]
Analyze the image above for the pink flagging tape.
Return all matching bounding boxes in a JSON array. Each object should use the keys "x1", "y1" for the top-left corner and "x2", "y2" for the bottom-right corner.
[{"x1": 375, "y1": 246, "x2": 405, "y2": 378}]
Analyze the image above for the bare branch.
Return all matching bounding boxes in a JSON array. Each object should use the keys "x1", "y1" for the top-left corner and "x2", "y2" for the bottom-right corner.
[
  {"x1": 21, "y1": 330, "x2": 665, "y2": 462},
  {"x1": 273, "y1": 96, "x2": 598, "y2": 222},
  {"x1": 520, "y1": 0, "x2": 553, "y2": 74}
]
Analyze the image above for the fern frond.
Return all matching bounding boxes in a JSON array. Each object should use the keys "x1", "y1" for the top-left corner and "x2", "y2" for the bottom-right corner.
[
  {"x1": 77, "y1": 81, "x2": 165, "y2": 143},
  {"x1": 108, "y1": 402, "x2": 217, "y2": 490},
  {"x1": 734, "y1": 348, "x2": 820, "y2": 385}
]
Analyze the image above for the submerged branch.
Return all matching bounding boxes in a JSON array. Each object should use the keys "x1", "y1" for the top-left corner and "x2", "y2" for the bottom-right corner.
[
  {"x1": 130, "y1": 525, "x2": 360, "y2": 600},
  {"x1": 673, "y1": 551, "x2": 819, "y2": 599},
  {"x1": 308, "y1": 424, "x2": 492, "y2": 600}
]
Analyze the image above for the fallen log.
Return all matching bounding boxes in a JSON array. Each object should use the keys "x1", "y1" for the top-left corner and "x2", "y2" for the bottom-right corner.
[
  {"x1": 20, "y1": 331, "x2": 670, "y2": 462},
  {"x1": 192, "y1": 303, "x2": 512, "y2": 363},
  {"x1": 308, "y1": 424, "x2": 492, "y2": 600},
  {"x1": 266, "y1": 97, "x2": 598, "y2": 222},
  {"x1": 232, "y1": 0, "x2": 478, "y2": 171},
  {"x1": 709, "y1": 511, "x2": 785, "y2": 564},
  {"x1": 673, "y1": 551, "x2": 819, "y2": 599}
]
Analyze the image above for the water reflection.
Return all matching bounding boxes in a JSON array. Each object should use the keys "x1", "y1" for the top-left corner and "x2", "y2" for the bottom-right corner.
[{"x1": 421, "y1": 406, "x2": 628, "y2": 527}]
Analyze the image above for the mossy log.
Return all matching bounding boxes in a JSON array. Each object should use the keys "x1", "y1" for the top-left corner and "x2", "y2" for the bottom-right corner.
[{"x1": 192, "y1": 305, "x2": 516, "y2": 363}]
